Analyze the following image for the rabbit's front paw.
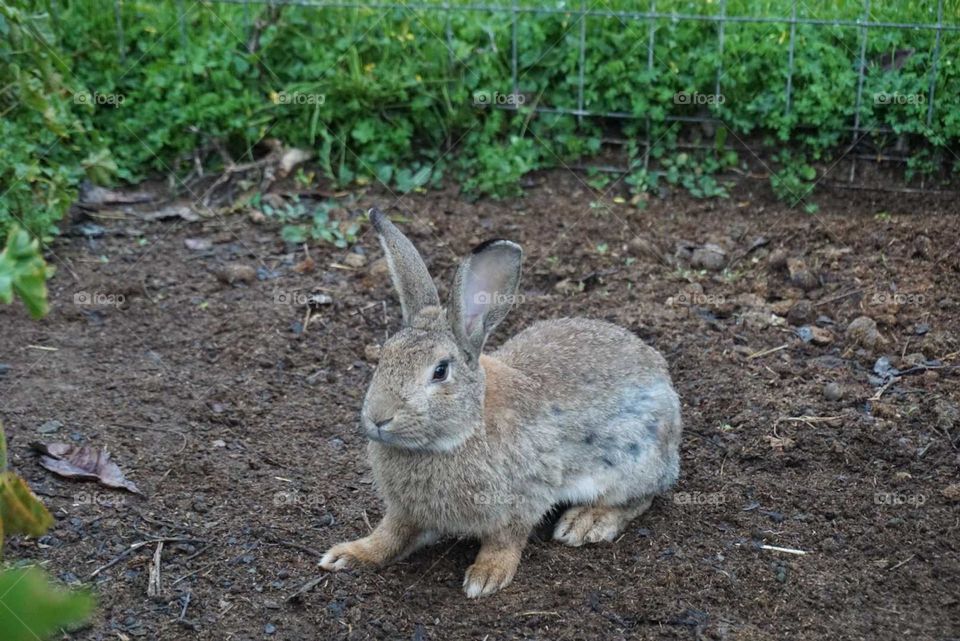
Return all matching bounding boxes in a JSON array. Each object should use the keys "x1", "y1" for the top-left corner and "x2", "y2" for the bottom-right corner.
[
  {"x1": 320, "y1": 538, "x2": 383, "y2": 571},
  {"x1": 463, "y1": 550, "x2": 520, "y2": 598}
]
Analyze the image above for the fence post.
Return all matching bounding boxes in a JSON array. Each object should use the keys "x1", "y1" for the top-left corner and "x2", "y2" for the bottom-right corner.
[
  {"x1": 511, "y1": 0, "x2": 519, "y2": 101},
  {"x1": 644, "y1": 0, "x2": 656, "y2": 171},
  {"x1": 176, "y1": 0, "x2": 189, "y2": 50},
  {"x1": 784, "y1": 0, "x2": 797, "y2": 117},
  {"x1": 114, "y1": 0, "x2": 125, "y2": 64},
  {"x1": 926, "y1": 0, "x2": 944, "y2": 128},
  {"x1": 577, "y1": 0, "x2": 587, "y2": 124},
  {"x1": 849, "y1": 0, "x2": 871, "y2": 182},
  {"x1": 715, "y1": 0, "x2": 725, "y2": 101}
]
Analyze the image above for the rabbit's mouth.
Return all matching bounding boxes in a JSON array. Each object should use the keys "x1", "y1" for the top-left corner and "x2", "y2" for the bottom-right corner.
[
  {"x1": 364, "y1": 418, "x2": 420, "y2": 449},
  {"x1": 364, "y1": 420, "x2": 468, "y2": 453}
]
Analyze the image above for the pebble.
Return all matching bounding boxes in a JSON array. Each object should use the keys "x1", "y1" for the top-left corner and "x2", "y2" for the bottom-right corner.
[
  {"x1": 786, "y1": 300, "x2": 814, "y2": 325},
  {"x1": 809, "y1": 326, "x2": 833, "y2": 345},
  {"x1": 265, "y1": 623, "x2": 277, "y2": 635},
  {"x1": 368, "y1": 257, "x2": 390, "y2": 278},
  {"x1": 364, "y1": 344, "x2": 381, "y2": 362},
  {"x1": 38, "y1": 419, "x2": 63, "y2": 434},
  {"x1": 0, "y1": 363, "x2": 10, "y2": 378},
  {"x1": 690, "y1": 244, "x2": 726, "y2": 271},
  {"x1": 767, "y1": 248, "x2": 789, "y2": 271},
  {"x1": 845, "y1": 316, "x2": 880, "y2": 349},
  {"x1": 942, "y1": 484, "x2": 960, "y2": 502},
  {"x1": 820, "y1": 537, "x2": 841, "y2": 552},
  {"x1": 786, "y1": 257, "x2": 818, "y2": 290},
  {"x1": 217, "y1": 263, "x2": 257, "y2": 285},
  {"x1": 343, "y1": 252, "x2": 367, "y2": 268},
  {"x1": 823, "y1": 382, "x2": 843, "y2": 402}
]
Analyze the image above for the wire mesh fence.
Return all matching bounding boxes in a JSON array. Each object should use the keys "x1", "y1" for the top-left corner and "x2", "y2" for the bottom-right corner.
[{"x1": 95, "y1": 0, "x2": 960, "y2": 192}]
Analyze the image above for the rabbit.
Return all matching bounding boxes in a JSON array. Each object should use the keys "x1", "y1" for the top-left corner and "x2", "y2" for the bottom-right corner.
[{"x1": 320, "y1": 208, "x2": 682, "y2": 598}]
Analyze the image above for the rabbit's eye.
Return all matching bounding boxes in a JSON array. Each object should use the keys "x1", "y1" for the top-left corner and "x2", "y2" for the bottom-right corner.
[{"x1": 432, "y1": 360, "x2": 450, "y2": 382}]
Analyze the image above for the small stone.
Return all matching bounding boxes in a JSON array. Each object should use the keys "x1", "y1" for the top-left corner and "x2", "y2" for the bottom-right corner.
[
  {"x1": 870, "y1": 402, "x2": 898, "y2": 419},
  {"x1": 820, "y1": 537, "x2": 840, "y2": 552},
  {"x1": 942, "y1": 484, "x2": 960, "y2": 502},
  {"x1": 368, "y1": 257, "x2": 390, "y2": 278},
  {"x1": 913, "y1": 234, "x2": 932, "y2": 258},
  {"x1": 265, "y1": 623, "x2": 277, "y2": 635},
  {"x1": 0, "y1": 363, "x2": 10, "y2": 378},
  {"x1": 787, "y1": 257, "x2": 818, "y2": 290},
  {"x1": 823, "y1": 382, "x2": 843, "y2": 402},
  {"x1": 912, "y1": 322, "x2": 931, "y2": 336},
  {"x1": 902, "y1": 352, "x2": 927, "y2": 368},
  {"x1": 809, "y1": 326, "x2": 834, "y2": 345},
  {"x1": 343, "y1": 252, "x2": 367, "y2": 268},
  {"x1": 184, "y1": 237, "x2": 212, "y2": 251},
  {"x1": 933, "y1": 399, "x2": 959, "y2": 430},
  {"x1": 306, "y1": 293, "x2": 333, "y2": 309},
  {"x1": 786, "y1": 300, "x2": 814, "y2": 325},
  {"x1": 364, "y1": 344, "x2": 381, "y2": 362},
  {"x1": 212, "y1": 439, "x2": 226, "y2": 448},
  {"x1": 690, "y1": 244, "x2": 726, "y2": 271},
  {"x1": 249, "y1": 210, "x2": 267, "y2": 224},
  {"x1": 38, "y1": 420, "x2": 63, "y2": 434},
  {"x1": 217, "y1": 263, "x2": 257, "y2": 286},
  {"x1": 768, "y1": 248, "x2": 789, "y2": 271},
  {"x1": 846, "y1": 316, "x2": 880, "y2": 349}
]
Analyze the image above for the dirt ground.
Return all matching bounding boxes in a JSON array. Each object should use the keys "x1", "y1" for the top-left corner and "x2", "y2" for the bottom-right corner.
[{"x1": 1, "y1": 171, "x2": 958, "y2": 641}]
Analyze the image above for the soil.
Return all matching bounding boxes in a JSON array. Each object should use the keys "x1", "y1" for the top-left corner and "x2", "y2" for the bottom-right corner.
[{"x1": 1, "y1": 171, "x2": 959, "y2": 641}]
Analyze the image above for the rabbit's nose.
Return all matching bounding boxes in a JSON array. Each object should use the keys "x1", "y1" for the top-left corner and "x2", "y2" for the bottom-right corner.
[{"x1": 374, "y1": 417, "x2": 393, "y2": 429}]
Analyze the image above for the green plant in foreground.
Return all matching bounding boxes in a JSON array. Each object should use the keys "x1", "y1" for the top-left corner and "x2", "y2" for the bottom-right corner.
[
  {"x1": 0, "y1": 225, "x2": 53, "y2": 319},
  {"x1": 0, "y1": 241, "x2": 95, "y2": 637},
  {"x1": 0, "y1": 421, "x2": 95, "y2": 640}
]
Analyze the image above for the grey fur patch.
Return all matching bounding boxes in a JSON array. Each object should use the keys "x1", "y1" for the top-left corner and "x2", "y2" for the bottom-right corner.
[
  {"x1": 601, "y1": 455, "x2": 616, "y2": 468},
  {"x1": 621, "y1": 387, "x2": 656, "y2": 417}
]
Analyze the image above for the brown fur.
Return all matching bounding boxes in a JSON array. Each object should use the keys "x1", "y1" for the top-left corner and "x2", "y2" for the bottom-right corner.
[{"x1": 320, "y1": 211, "x2": 683, "y2": 598}]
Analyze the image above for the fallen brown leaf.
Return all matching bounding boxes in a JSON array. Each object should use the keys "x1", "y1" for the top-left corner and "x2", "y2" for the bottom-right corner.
[{"x1": 31, "y1": 442, "x2": 142, "y2": 494}]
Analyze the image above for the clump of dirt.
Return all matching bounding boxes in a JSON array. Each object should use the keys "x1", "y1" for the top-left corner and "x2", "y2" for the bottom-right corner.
[{"x1": 1, "y1": 172, "x2": 958, "y2": 640}]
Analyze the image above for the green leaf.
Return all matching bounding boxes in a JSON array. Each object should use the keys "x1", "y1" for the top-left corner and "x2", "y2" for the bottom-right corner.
[
  {"x1": 0, "y1": 472, "x2": 54, "y2": 552},
  {"x1": 0, "y1": 226, "x2": 52, "y2": 319},
  {"x1": 0, "y1": 567, "x2": 94, "y2": 641}
]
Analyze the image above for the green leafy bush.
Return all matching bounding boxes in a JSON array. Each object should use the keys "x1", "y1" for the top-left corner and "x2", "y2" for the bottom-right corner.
[{"x1": 2, "y1": 0, "x2": 958, "y2": 240}]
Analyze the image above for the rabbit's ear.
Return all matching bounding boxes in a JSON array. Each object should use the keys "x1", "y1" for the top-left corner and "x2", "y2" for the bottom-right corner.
[
  {"x1": 449, "y1": 239, "x2": 523, "y2": 362},
  {"x1": 369, "y1": 208, "x2": 440, "y2": 325}
]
